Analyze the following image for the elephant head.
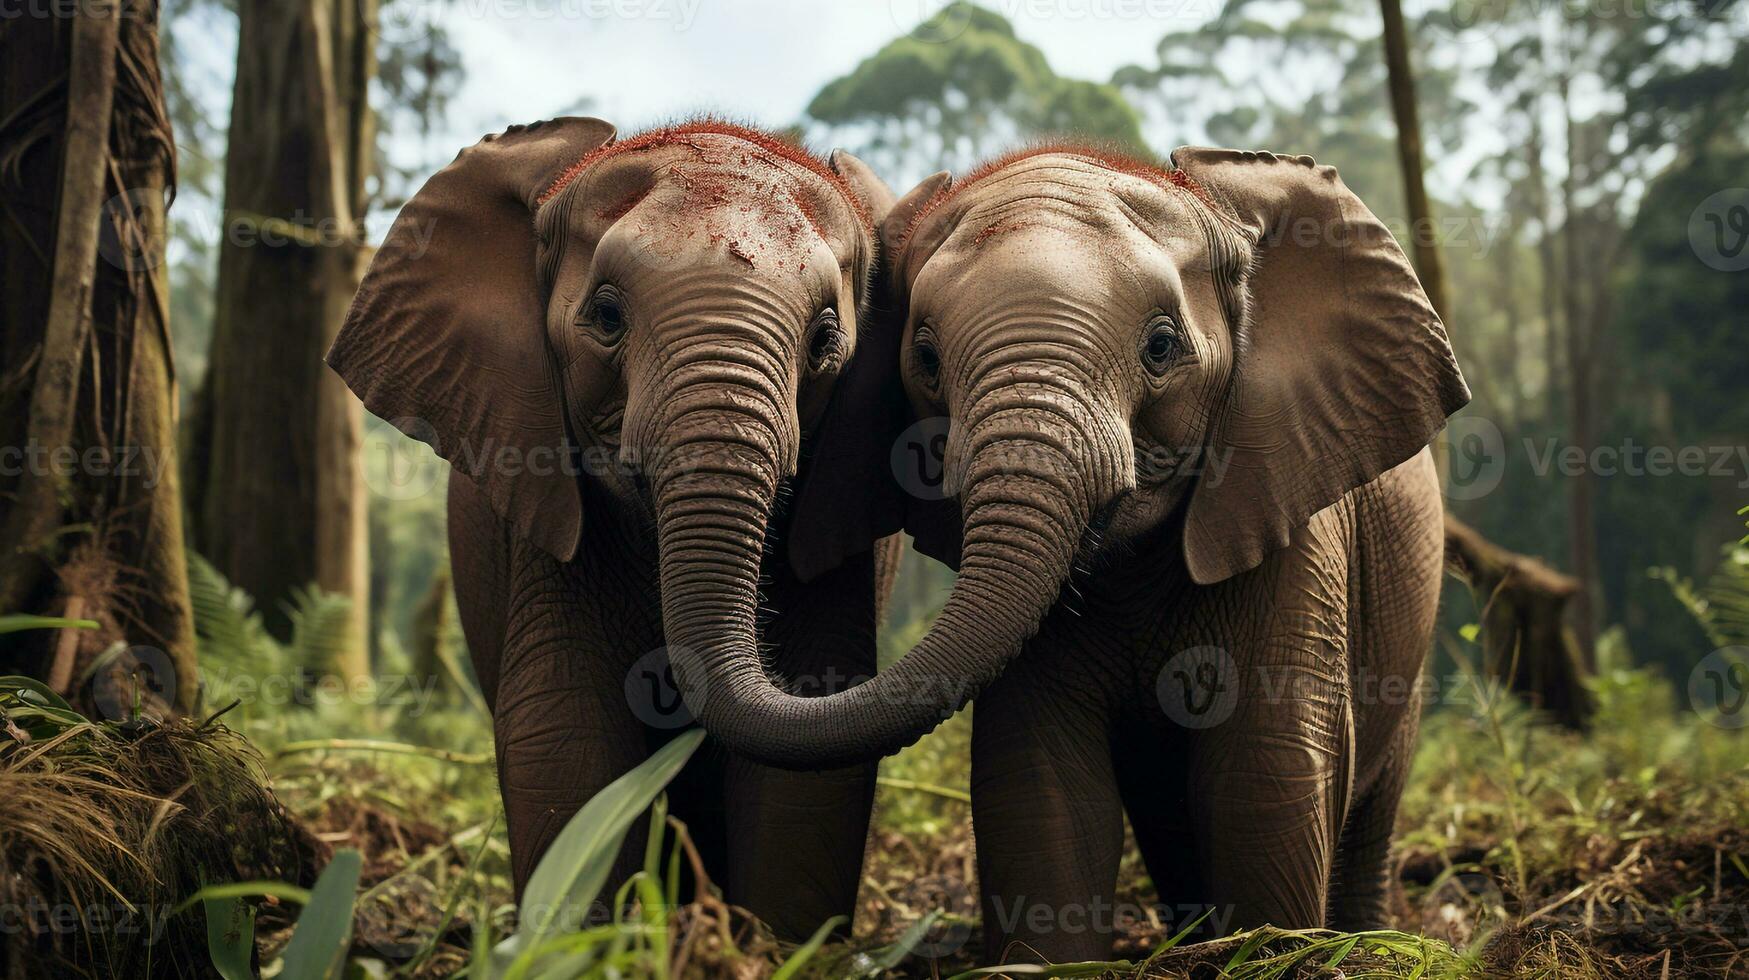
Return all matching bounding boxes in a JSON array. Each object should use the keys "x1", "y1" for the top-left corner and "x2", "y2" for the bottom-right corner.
[
  {"x1": 665, "y1": 146, "x2": 1468, "y2": 770},
  {"x1": 328, "y1": 118, "x2": 905, "y2": 695}
]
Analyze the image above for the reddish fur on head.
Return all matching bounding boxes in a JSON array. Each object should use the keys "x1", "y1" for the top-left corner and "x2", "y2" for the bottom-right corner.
[
  {"x1": 901, "y1": 142, "x2": 1221, "y2": 247},
  {"x1": 537, "y1": 119, "x2": 872, "y2": 232}
]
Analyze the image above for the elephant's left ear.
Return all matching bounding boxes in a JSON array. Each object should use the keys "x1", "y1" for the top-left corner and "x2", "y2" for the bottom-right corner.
[
  {"x1": 1170, "y1": 147, "x2": 1470, "y2": 585},
  {"x1": 785, "y1": 150, "x2": 912, "y2": 581}
]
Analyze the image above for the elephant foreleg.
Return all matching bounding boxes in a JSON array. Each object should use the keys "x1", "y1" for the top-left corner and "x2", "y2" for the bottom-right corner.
[
  {"x1": 972, "y1": 658, "x2": 1124, "y2": 964},
  {"x1": 722, "y1": 550, "x2": 880, "y2": 941}
]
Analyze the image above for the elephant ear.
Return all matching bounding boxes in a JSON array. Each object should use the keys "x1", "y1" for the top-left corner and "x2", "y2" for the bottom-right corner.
[
  {"x1": 786, "y1": 151, "x2": 915, "y2": 581},
  {"x1": 328, "y1": 117, "x2": 616, "y2": 561},
  {"x1": 1170, "y1": 147, "x2": 1469, "y2": 585}
]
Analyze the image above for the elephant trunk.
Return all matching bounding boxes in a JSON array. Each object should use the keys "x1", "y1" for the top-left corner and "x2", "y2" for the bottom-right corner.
[{"x1": 663, "y1": 376, "x2": 1123, "y2": 771}]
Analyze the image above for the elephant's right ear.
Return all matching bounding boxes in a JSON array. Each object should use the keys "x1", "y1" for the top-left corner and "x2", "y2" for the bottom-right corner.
[
  {"x1": 1169, "y1": 146, "x2": 1469, "y2": 584},
  {"x1": 328, "y1": 117, "x2": 616, "y2": 562}
]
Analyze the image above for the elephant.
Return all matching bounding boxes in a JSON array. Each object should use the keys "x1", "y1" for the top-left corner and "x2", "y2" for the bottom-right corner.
[
  {"x1": 326, "y1": 117, "x2": 914, "y2": 940},
  {"x1": 661, "y1": 146, "x2": 1470, "y2": 962}
]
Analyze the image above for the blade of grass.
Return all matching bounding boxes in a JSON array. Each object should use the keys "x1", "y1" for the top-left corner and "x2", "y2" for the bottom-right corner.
[
  {"x1": 278, "y1": 849, "x2": 363, "y2": 980},
  {"x1": 499, "y1": 729, "x2": 705, "y2": 969},
  {"x1": 770, "y1": 915, "x2": 847, "y2": 980},
  {"x1": 204, "y1": 895, "x2": 256, "y2": 980},
  {"x1": 174, "y1": 880, "x2": 314, "y2": 915},
  {"x1": 0, "y1": 615, "x2": 98, "y2": 634}
]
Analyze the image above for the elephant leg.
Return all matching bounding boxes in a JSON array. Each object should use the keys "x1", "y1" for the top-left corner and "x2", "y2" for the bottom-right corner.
[
  {"x1": 1113, "y1": 729, "x2": 1216, "y2": 939},
  {"x1": 722, "y1": 550, "x2": 879, "y2": 941},
  {"x1": 1180, "y1": 515, "x2": 1356, "y2": 931},
  {"x1": 1326, "y1": 735, "x2": 1412, "y2": 930},
  {"x1": 972, "y1": 658, "x2": 1123, "y2": 964},
  {"x1": 1329, "y1": 448, "x2": 1443, "y2": 929},
  {"x1": 451, "y1": 477, "x2": 636, "y2": 902},
  {"x1": 459, "y1": 483, "x2": 668, "y2": 905},
  {"x1": 493, "y1": 608, "x2": 651, "y2": 906}
]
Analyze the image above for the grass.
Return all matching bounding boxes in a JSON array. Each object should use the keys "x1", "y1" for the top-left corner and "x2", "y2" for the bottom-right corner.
[{"x1": 7, "y1": 550, "x2": 1749, "y2": 978}]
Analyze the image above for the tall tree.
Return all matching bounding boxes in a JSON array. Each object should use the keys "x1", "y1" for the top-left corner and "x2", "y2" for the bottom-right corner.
[
  {"x1": 190, "y1": 0, "x2": 375, "y2": 678},
  {"x1": 807, "y1": 2, "x2": 1146, "y2": 182},
  {"x1": 0, "y1": 0, "x2": 197, "y2": 712}
]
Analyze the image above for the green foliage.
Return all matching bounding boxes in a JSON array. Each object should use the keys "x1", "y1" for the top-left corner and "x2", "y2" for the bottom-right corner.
[
  {"x1": 807, "y1": 2, "x2": 1145, "y2": 178},
  {"x1": 497, "y1": 729, "x2": 705, "y2": 974},
  {"x1": 278, "y1": 849, "x2": 364, "y2": 980}
]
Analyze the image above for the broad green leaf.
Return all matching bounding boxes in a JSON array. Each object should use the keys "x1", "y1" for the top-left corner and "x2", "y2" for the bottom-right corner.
[
  {"x1": 279, "y1": 849, "x2": 362, "y2": 980},
  {"x1": 500, "y1": 729, "x2": 705, "y2": 968},
  {"x1": 0, "y1": 675, "x2": 80, "y2": 713},
  {"x1": 204, "y1": 895, "x2": 257, "y2": 980}
]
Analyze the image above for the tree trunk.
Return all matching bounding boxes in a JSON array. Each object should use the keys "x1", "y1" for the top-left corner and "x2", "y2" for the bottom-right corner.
[
  {"x1": 1378, "y1": 0, "x2": 1593, "y2": 726},
  {"x1": 1444, "y1": 513, "x2": 1593, "y2": 729},
  {"x1": 1558, "y1": 50, "x2": 1601, "y2": 657},
  {"x1": 0, "y1": 0, "x2": 197, "y2": 714},
  {"x1": 192, "y1": 0, "x2": 372, "y2": 680}
]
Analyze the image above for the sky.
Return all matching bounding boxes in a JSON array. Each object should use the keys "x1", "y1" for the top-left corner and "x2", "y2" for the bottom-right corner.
[
  {"x1": 167, "y1": 0, "x2": 1513, "y2": 230},
  {"x1": 425, "y1": 0, "x2": 1203, "y2": 140}
]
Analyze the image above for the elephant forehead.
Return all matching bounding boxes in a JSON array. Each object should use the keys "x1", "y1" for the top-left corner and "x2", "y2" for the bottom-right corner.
[
  {"x1": 548, "y1": 126, "x2": 868, "y2": 236},
  {"x1": 617, "y1": 168, "x2": 847, "y2": 271}
]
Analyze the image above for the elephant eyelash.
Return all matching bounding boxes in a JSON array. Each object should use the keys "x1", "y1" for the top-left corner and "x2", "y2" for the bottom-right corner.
[
  {"x1": 910, "y1": 323, "x2": 943, "y2": 391},
  {"x1": 1142, "y1": 314, "x2": 1185, "y2": 376},
  {"x1": 806, "y1": 309, "x2": 848, "y2": 372},
  {"x1": 579, "y1": 284, "x2": 629, "y2": 343}
]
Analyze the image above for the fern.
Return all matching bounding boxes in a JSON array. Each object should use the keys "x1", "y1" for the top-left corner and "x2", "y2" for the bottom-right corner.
[
  {"x1": 1653, "y1": 544, "x2": 1749, "y2": 650},
  {"x1": 187, "y1": 553, "x2": 353, "y2": 700},
  {"x1": 283, "y1": 585, "x2": 354, "y2": 682},
  {"x1": 187, "y1": 552, "x2": 278, "y2": 675}
]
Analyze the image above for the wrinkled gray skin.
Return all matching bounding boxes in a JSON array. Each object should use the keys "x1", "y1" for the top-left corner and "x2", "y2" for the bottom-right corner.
[
  {"x1": 667, "y1": 148, "x2": 1468, "y2": 961},
  {"x1": 329, "y1": 119, "x2": 906, "y2": 940}
]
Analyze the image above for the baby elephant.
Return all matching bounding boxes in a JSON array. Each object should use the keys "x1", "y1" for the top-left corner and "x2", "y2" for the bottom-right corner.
[
  {"x1": 888, "y1": 147, "x2": 1469, "y2": 960},
  {"x1": 672, "y1": 146, "x2": 1468, "y2": 962},
  {"x1": 329, "y1": 118, "x2": 908, "y2": 940}
]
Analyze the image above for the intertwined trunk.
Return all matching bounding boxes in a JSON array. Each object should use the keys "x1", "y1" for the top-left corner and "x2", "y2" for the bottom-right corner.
[
  {"x1": 0, "y1": 0, "x2": 196, "y2": 712},
  {"x1": 660, "y1": 371, "x2": 1107, "y2": 770}
]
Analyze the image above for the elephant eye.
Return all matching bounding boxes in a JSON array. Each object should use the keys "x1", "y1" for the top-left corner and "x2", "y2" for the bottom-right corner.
[
  {"x1": 911, "y1": 323, "x2": 942, "y2": 391},
  {"x1": 582, "y1": 285, "x2": 628, "y2": 343},
  {"x1": 1142, "y1": 315, "x2": 1183, "y2": 375},
  {"x1": 807, "y1": 309, "x2": 847, "y2": 373}
]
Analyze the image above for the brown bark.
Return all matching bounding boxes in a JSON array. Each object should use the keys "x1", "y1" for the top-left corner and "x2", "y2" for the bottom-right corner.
[
  {"x1": 1444, "y1": 513, "x2": 1593, "y2": 729},
  {"x1": 0, "y1": 0, "x2": 197, "y2": 712},
  {"x1": 1378, "y1": 0, "x2": 1448, "y2": 326},
  {"x1": 193, "y1": 0, "x2": 372, "y2": 679},
  {"x1": 1558, "y1": 46, "x2": 1601, "y2": 657},
  {"x1": 1378, "y1": 0, "x2": 1593, "y2": 725}
]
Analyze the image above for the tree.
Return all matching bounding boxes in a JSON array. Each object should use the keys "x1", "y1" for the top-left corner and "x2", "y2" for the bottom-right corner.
[
  {"x1": 0, "y1": 0, "x2": 197, "y2": 713},
  {"x1": 189, "y1": 0, "x2": 377, "y2": 680},
  {"x1": 806, "y1": 2, "x2": 1146, "y2": 182}
]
